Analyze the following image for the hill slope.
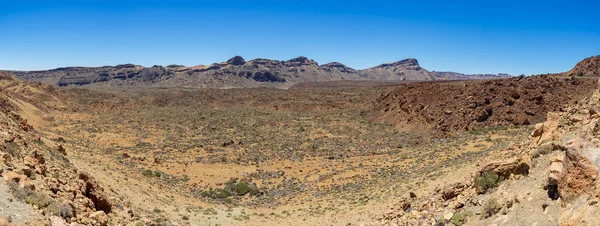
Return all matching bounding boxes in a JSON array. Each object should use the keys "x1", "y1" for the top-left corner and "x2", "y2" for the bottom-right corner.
[{"x1": 564, "y1": 55, "x2": 600, "y2": 77}]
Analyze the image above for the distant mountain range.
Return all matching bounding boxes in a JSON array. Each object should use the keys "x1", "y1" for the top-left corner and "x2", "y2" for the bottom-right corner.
[{"x1": 9, "y1": 56, "x2": 511, "y2": 88}]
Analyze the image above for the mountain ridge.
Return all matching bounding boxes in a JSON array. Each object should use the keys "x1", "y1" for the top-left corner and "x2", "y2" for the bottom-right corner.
[{"x1": 8, "y1": 56, "x2": 511, "y2": 89}]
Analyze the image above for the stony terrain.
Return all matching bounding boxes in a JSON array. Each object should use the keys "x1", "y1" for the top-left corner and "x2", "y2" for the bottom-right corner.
[
  {"x1": 10, "y1": 56, "x2": 510, "y2": 89},
  {"x1": 0, "y1": 72, "x2": 122, "y2": 225},
  {"x1": 372, "y1": 75, "x2": 597, "y2": 136},
  {"x1": 371, "y1": 77, "x2": 600, "y2": 225}
]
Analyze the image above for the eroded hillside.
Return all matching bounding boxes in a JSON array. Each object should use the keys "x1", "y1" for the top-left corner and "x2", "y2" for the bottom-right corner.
[{"x1": 373, "y1": 76, "x2": 597, "y2": 137}]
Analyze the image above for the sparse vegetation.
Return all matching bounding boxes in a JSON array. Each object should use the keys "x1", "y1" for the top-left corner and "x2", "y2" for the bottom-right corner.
[
  {"x1": 4, "y1": 141, "x2": 21, "y2": 157},
  {"x1": 451, "y1": 211, "x2": 473, "y2": 225},
  {"x1": 532, "y1": 142, "x2": 563, "y2": 158},
  {"x1": 482, "y1": 198, "x2": 502, "y2": 218},
  {"x1": 474, "y1": 171, "x2": 501, "y2": 194},
  {"x1": 48, "y1": 201, "x2": 75, "y2": 219}
]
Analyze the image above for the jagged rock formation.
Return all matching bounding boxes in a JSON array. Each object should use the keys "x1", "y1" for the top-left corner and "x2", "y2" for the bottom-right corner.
[
  {"x1": 9, "y1": 56, "x2": 510, "y2": 89},
  {"x1": 564, "y1": 55, "x2": 600, "y2": 77}
]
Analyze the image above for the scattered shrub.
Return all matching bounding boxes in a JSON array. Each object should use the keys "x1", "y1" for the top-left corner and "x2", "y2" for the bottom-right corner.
[
  {"x1": 4, "y1": 141, "x2": 21, "y2": 158},
  {"x1": 7, "y1": 181, "x2": 33, "y2": 200},
  {"x1": 216, "y1": 189, "x2": 232, "y2": 199},
  {"x1": 483, "y1": 198, "x2": 502, "y2": 218},
  {"x1": 532, "y1": 143, "x2": 564, "y2": 159},
  {"x1": 26, "y1": 193, "x2": 54, "y2": 208},
  {"x1": 142, "y1": 169, "x2": 154, "y2": 177},
  {"x1": 474, "y1": 171, "x2": 501, "y2": 194},
  {"x1": 234, "y1": 182, "x2": 251, "y2": 196},
  {"x1": 201, "y1": 179, "x2": 260, "y2": 200},
  {"x1": 48, "y1": 201, "x2": 74, "y2": 219},
  {"x1": 451, "y1": 211, "x2": 473, "y2": 225}
]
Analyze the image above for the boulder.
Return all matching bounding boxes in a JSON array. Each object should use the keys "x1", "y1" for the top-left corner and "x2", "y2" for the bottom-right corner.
[
  {"x1": 89, "y1": 211, "x2": 108, "y2": 226},
  {"x1": 441, "y1": 182, "x2": 469, "y2": 201},
  {"x1": 3, "y1": 171, "x2": 22, "y2": 183},
  {"x1": 531, "y1": 123, "x2": 544, "y2": 138},
  {"x1": 477, "y1": 156, "x2": 530, "y2": 179},
  {"x1": 50, "y1": 216, "x2": 68, "y2": 226}
]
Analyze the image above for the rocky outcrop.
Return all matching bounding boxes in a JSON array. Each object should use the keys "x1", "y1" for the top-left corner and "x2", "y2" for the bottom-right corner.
[
  {"x1": 78, "y1": 173, "x2": 111, "y2": 213},
  {"x1": 477, "y1": 156, "x2": 530, "y2": 179},
  {"x1": 527, "y1": 78, "x2": 600, "y2": 225},
  {"x1": 0, "y1": 74, "x2": 126, "y2": 225},
  {"x1": 565, "y1": 55, "x2": 600, "y2": 77}
]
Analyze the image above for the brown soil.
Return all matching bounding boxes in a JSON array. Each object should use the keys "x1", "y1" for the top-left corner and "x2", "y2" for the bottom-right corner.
[{"x1": 372, "y1": 75, "x2": 597, "y2": 136}]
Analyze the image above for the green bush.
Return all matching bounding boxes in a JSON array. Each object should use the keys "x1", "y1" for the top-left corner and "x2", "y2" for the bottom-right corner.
[
  {"x1": 142, "y1": 169, "x2": 153, "y2": 177},
  {"x1": 234, "y1": 182, "x2": 251, "y2": 196},
  {"x1": 451, "y1": 211, "x2": 473, "y2": 225},
  {"x1": 216, "y1": 189, "x2": 232, "y2": 199},
  {"x1": 26, "y1": 193, "x2": 54, "y2": 208},
  {"x1": 201, "y1": 180, "x2": 260, "y2": 200},
  {"x1": 474, "y1": 171, "x2": 501, "y2": 194}
]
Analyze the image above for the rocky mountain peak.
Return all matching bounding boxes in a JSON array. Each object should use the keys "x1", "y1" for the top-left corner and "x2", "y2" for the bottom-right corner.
[
  {"x1": 377, "y1": 58, "x2": 420, "y2": 68},
  {"x1": 321, "y1": 62, "x2": 346, "y2": 68},
  {"x1": 285, "y1": 56, "x2": 318, "y2": 67},
  {"x1": 226, "y1": 56, "x2": 247, "y2": 66},
  {"x1": 320, "y1": 62, "x2": 357, "y2": 73}
]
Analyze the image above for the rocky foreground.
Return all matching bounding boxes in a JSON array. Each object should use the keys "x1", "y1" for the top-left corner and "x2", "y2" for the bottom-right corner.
[
  {"x1": 372, "y1": 79, "x2": 600, "y2": 225},
  {"x1": 0, "y1": 72, "x2": 133, "y2": 225}
]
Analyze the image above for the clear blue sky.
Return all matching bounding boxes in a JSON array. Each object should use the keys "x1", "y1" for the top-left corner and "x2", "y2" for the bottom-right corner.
[{"x1": 0, "y1": 0, "x2": 598, "y2": 75}]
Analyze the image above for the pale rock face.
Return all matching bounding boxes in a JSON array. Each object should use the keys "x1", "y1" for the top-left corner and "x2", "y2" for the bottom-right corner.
[{"x1": 526, "y1": 79, "x2": 600, "y2": 225}]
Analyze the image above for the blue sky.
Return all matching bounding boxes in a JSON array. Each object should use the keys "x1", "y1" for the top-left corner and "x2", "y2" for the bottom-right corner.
[{"x1": 0, "y1": 0, "x2": 598, "y2": 75}]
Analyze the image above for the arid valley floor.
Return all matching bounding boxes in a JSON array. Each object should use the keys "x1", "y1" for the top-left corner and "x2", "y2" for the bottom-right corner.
[{"x1": 2, "y1": 56, "x2": 600, "y2": 226}]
